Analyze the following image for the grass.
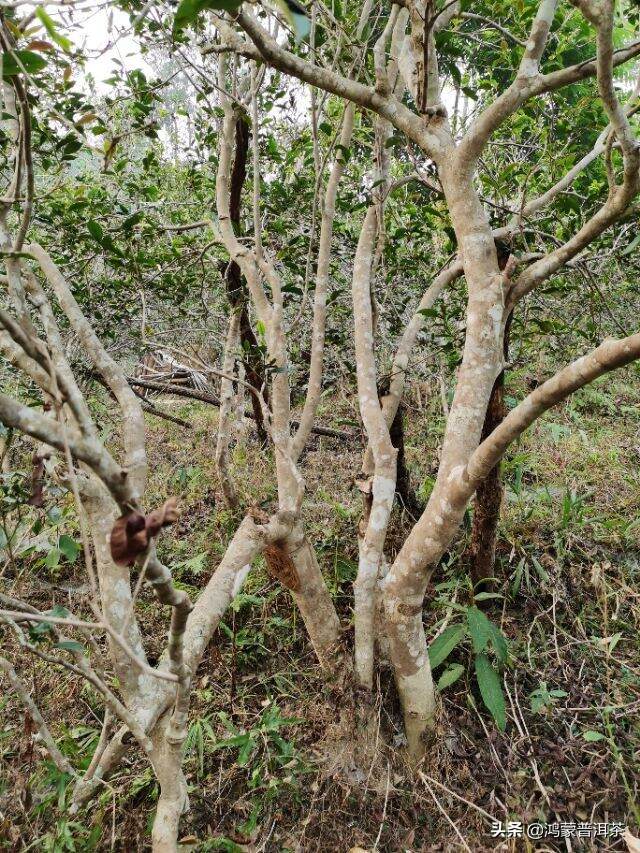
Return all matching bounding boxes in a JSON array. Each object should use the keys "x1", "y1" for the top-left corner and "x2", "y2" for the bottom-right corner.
[{"x1": 1, "y1": 368, "x2": 639, "y2": 850}]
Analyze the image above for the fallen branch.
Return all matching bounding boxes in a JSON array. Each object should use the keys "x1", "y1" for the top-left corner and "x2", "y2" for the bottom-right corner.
[
  {"x1": 125, "y1": 376, "x2": 357, "y2": 442},
  {"x1": 131, "y1": 387, "x2": 192, "y2": 430}
]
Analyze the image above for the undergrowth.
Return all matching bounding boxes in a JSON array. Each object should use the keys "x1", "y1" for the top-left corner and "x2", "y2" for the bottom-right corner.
[{"x1": 1, "y1": 371, "x2": 638, "y2": 851}]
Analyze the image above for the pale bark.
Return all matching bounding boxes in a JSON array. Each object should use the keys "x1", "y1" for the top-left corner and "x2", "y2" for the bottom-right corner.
[
  {"x1": 285, "y1": 523, "x2": 343, "y2": 669},
  {"x1": 216, "y1": 308, "x2": 241, "y2": 510},
  {"x1": 458, "y1": 0, "x2": 561, "y2": 167},
  {"x1": 150, "y1": 716, "x2": 188, "y2": 853},
  {"x1": 382, "y1": 161, "x2": 507, "y2": 757},
  {"x1": 220, "y1": 0, "x2": 640, "y2": 760},
  {"x1": 235, "y1": 8, "x2": 451, "y2": 161},
  {"x1": 291, "y1": 102, "x2": 355, "y2": 460},
  {"x1": 352, "y1": 207, "x2": 397, "y2": 689},
  {"x1": 82, "y1": 482, "x2": 154, "y2": 705},
  {"x1": 28, "y1": 243, "x2": 148, "y2": 498},
  {"x1": 3, "y1": 0, "x2": 640, "y2": 823},
  {"x1": 214, "y1": 54, "x2": 341, "y2": 668},
  {"x1": 71, "y1": 511, "x2": 294, "y2": 810},
  {"x1": 361, "y1": 260, "x2": 462, "y2": 479}
]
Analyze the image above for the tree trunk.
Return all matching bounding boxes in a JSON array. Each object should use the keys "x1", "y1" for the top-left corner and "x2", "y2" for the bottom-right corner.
[
  {"x1": 390, "y1": 400, "x2": 423, "y2": 519},
  {"x1": 215, "y1": 309, "x2": 241, "y2": 510},
  {"x1": 468, "y1": 309, "x2": 512, "y2": 591},
  {"x1": 150, "y1": 715, "x2": 188, "y2": 853},
  {"x1": 382, "y1": 167, "x2": 508, "y2": 762},
  {"x1": 225, "y1": 113, "x2": 268, "y2": 445},
  {"x1": 285, "y1": 522, "x2": 342, "y2": 668}
]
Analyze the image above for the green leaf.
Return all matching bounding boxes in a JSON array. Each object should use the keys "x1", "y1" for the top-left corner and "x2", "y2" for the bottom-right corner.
[
  {"x1": 45, "y1": 547, "x2": 61, "y2": 569},
  {"x1": 29, "y1": 621, "x2": 54, "y2": 639},
  {"x1": 437, "y1": 663, "x2": 464, "y2": 691},
  {"x1": 276, "y1": 0, "x2": 311, "y2": 43},
  {"x1": 237, "y1": 735, "x2": 255, "y2": 766},
  {"x1": 428, "y1": 624, "x2": 465, "y2": 669},
  {"x1": 511, "y1": 557, "x2": 525, "y2": 596},
  {"x1": 48, "y1": 604, "x2": 70, "y2": 618},
  {"x1": 55, "y1": 639, "x2": 85, "y2": 654},
  {"x1": 1, "y1": 50, "x2": 47, "y2": 78},
  {"x1": 466, "y1": 606, "x2": 491, "y2": 654},
  {"x1": 35, "y1": 6, "x2": 73, "y2": 53},
  {"x1": 475, "y1": 654, "x2": 506, "y2": 730},
  {"x1": 58, "y1": 534, "x2": 80, "y2": 564},
  {"x1": 621, "y1": 232, "x2": 640, "y2": 257},
  {"x1": 487, "y1": 620, "x2": 508, "y2": 666},
  {"x1": 87, "y1": 220, "x2": 104, "y2": 242},
  {"x1": 173, "y1": 0, "x2": 242, "y2": 34},
  {"x1": 212, "y1": 733, "x2": 249, "y2": 750},
  {"x1": 582, "y1": 730, "x2": 606, "y2": 742},
  {"x1": 473, "y1": 591, "x2": 503, "y2": 601},
  {"x1": 175, "y1": 552, "x2": 208, "y2": 574}
]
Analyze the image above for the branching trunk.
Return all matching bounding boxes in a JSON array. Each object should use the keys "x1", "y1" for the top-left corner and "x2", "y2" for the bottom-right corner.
[
  {"x1": 383, "y1": 167, "x2": 507, "y2": 760},
  {"x1": 4, "y1": 2, "x2": 640, "y2": 836}
]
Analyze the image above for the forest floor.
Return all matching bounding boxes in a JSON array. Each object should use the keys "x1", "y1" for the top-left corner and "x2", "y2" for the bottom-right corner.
[{"x1": 1, "y1": 370, "x2": 639, "y2": 852}]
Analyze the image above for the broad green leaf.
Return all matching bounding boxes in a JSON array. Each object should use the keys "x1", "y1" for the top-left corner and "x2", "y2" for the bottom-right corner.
[
  {"x1": 35, "y1": 7, "x2": 73, "y2": 52},
  {"x1": 237, "y1": 735, "x2": 255, "y2": 766},
  {"x1": 428, "y1": 624, "x2": 465, "y2": 669},
  {"x1": 582, "y1": 730, "x2": 606, "y2": 742},
  {"x1": 276, "y1": 0, "x2": 311, "y2": 43},
  {"x1": 55, "y1": 639, "x2": 85, "y2": 654},
  {"x1": 87, "y1": 220, "x2": 104, "y2": 242},
  {"x1": 1, "y1": 50, "x2": 47, "y2": 78},
  {"x1": 173, "y1": 0, "x2": 242, "y2": 34},
  {"x1": 45, "y1": 547, "x2": 61, "y2": 569},
  {"x1": 58, "y1": 534, "x2": 80, "y2": 564},
  {"x1": 475, "y1": 654, "x2": 506, "y2": 730},
  {"x1": 212, "y1": 733, "x2": 249, "y2": 750},
  {"x1": 437, "y1": 663, "x2": 464, "y2": 691},
  {"x1": 29, "y1": 621, "x2": 54, "y2": 639},
  {"x1": 466, "y1": 606, "x2": 491, "y2": 654}
]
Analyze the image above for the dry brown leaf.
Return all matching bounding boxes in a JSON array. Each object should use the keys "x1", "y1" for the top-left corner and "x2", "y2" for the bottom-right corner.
[
  {"x1": 624, "y1": 829, "x2": 640, "y2": 853},
  {"x1": 25, "y1": 40, "x2": 54, "y2": 52}
]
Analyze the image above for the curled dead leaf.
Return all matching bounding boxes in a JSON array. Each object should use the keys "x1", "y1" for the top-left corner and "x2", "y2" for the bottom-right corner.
[
  {"x1": 28, "y1": 450, "x2": 49, "y2": 507},
  {"x1": 109, "y1": 498, "x2": 179, "y2": 566}
]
